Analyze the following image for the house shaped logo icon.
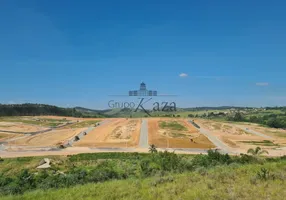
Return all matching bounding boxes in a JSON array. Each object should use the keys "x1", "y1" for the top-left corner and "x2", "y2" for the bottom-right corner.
[{"x1": 129, "y1": 82, "x2": 157, "y2": 96}]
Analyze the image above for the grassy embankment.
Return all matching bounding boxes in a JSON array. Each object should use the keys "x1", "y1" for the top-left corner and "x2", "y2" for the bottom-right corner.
[
  {"x1": 2, "y1": 162, "x2": 286, "y2": 200},
  {"x1": 1, "y1": 150, "x2": 286, "y2": 199}
]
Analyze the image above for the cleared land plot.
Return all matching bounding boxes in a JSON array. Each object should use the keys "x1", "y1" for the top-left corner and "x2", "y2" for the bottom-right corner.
[
  {"x1": 0, "y1": 132, "x2": 23, "y2": 141},
  {"x1": 236, "y1": 123, "x2": 286, "y2": 138},
  {"x1": 196, "y1": 119, "x2": 286, "y2": 150},
  {"x1": 75, "y1": 119, "x2": 141, "y2": 148},
  {"x1": 148, "y1": 118, "x2": 215, "y2": 148},
  {"x1": 0, "y1": 122, "x2": 47, "y2": 133},
  {"x1": 0, "y1": 117, "x2": 71, "y2": 128},
  {"x1": 9, "y1": 128, "x2": 86, "y2": 147},
  {"x1": 60, "y1": 120, "x2": 101, "y2": 129}
]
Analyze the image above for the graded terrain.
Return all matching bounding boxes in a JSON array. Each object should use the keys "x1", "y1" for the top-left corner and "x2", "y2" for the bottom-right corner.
[
  {"x1": 196, "y1": 119, "x2": 286, "y2": 155},
  {"x1": 74, "y1": 118, "x2": 141, "y2": 148},
  {"x1": 9, "y1": 128, "x2": 87, "y2": 147},
  {"x1": 148, "y1": 118, "x2": 215, "y2": 148}
]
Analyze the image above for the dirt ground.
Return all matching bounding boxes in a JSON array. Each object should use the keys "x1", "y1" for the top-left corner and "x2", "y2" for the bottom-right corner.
[
  {"x1": 9, "y1": 128, "x2": 86, "y2": 147},
  {"x1": 0, "y1": 132, "x2": 22, "y2": 141},
  {"x1": 148, "y1": 118, "x2": 215, "y2": 148},
  {"x1": 35, "y1": 116, "x2": 101, "y2": 122},
  {"x1": 196, "y1": 119, "x2": 286, "y2": 151},
  {"x1": 0, "y1": 122, "x2": 46, "y2": 133},
  {"x1": 235, "y1": 122, "x2": 286, "y2": 138},
  {"x1": 75, "y1": 119, "x2": 141, "y2": 148}
]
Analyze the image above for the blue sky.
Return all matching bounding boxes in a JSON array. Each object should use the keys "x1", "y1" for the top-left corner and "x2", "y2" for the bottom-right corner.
[{"x1": 0, "y1": 0, "x2": 285, "y2": 109}]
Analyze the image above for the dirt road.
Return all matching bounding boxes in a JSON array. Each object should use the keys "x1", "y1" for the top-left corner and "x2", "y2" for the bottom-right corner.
[
  {"x1": 139, "y1": 119, "x2": 148, "y2": 148},
  {"x1": 198, "y1": 126, "x2": 233, "y2": 154},
  {"x1": 236, "y1": 126, "x2": 273, "y2": 140}
]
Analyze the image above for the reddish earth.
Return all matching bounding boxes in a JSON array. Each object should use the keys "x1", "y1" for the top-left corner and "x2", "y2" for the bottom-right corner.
[
  {"x1": 9, "y1": 128, "x2": 86, "y2": 147},
  {"x1": 148, "y1": 118, "x2": 215, "y2": 149},
  {"x1": 74, "y1": 119, "x2": 141, "y2": 148}
]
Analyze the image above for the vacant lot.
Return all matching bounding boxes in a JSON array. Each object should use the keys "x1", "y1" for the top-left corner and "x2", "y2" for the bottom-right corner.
[
  {"x1": 0, "y1": 132, "x2": 22, "y2": 141},
  {"x1": 0, "y1": 121, "x2": 48, "y2": 133},
  {"x1": 148, "y1": 118, "x2": 214, "y2": 148},
  {"x1": 0, "y1": 117, "x2": 72, "y2": 128},
  {"x1": 75, "y1": 119, "x2": 141, "y2": 148},
  {"x1": 196, "y1": 119, "x2": 286, "y2": 152},
  {"x1": 9, "y1": 128, "x2": 86, "y2": 147},
  {"x1": 60, "y1": 120, "x2": 100, "y2": 129},
  {"x1": 235, "y1": 122, "x2": 286, "y2": 138}
]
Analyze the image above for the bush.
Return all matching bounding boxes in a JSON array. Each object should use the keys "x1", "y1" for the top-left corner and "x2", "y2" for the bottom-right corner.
[
  {"x1": 256, "y1": 168, "x2": 275, "y2": 181},
  {"x1": 191, "y1": 150, "x2": 232, "y2": 168}
]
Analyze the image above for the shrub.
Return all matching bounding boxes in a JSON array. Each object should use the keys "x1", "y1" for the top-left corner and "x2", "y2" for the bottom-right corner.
[
  {"x1": 256, "y1": 168, "x2": 275, "y2": 181},
  {"x1": 191, "y1": 150, "x2": 232, "y2": 168}
]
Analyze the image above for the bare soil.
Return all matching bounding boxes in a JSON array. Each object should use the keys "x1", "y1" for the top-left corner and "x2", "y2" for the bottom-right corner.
[
  {"x1": 74, "y1": 119, "x2": 141, "y2": 148},
  {"x1": 0, "y1": 122, "x2": 46, "y2": 133},
  {"x1": 196, "y1": 119, "x2": 286, "y2": 152},
  {"x1": 148, "y1": 118, "x2": 215, "y2": 148},
  {"x1": 9, "y1": 128, "x2": 86, "y2": 147}
]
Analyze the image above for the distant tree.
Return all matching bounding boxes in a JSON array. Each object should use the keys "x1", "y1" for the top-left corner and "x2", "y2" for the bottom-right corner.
[{"x1": 233, "y1": 112, "x2": 244, "y2": 121}]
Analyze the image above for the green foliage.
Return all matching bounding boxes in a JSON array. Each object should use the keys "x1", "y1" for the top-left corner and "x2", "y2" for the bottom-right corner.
[
  {"x1": 247, "y1": 147, "x2": 269, "y2": 156},
  {"x1": 68, "y1": 152, "x2": 145, "y2": 162},
  {"x1": 256, "y1": 168, "x2": 275, "y2": 181},
  {"x1": 234, "y1": 153, "x2": 259, "y2": 164},
  {"x1": 191, "y1": 150, "x2": 232, "y2": 168},
  {"x1": 148, "y1": 144, "x2": 157, "y2": 153},
  {"x1": 1, "y1": 150, "x2": 286, "y2": 197},
  {"x1": 0, "y1": 104, "x2": 104, "y2": 118},
  {"x1": 227, "y1": 112, "x2": 286, "y2": 129},
  {"x1": 159, "y1": 121, "x2": 187, "y2": 131}
]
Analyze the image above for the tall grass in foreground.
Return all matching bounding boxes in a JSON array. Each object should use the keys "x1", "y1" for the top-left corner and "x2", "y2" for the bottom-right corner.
[
  {"x1": 2, "y1": 161, "x2": 286, "y2": 200},
  {"x1": 1, "y1": 150, "x2": 286, "y2": 199}
]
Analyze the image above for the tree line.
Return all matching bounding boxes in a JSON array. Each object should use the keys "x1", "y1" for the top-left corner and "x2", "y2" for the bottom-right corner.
[
  {"x1": 0, "y1": 104, "x2": 102, "y2": 118},
  {"x1": 188, "y1": 111, "x2": 286, "y2": 129},
  {"x1": 227, "y1": 112, "x2": 286, "y2": 129}
]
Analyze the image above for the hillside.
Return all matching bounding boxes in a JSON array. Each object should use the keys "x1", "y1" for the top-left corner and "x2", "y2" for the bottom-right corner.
[
  {"x1": 1, "y1": 151, "x2": 286, "y2": 200},
  {"x1": 0, "y1": 104, "x2": 105, "y2": 118}
]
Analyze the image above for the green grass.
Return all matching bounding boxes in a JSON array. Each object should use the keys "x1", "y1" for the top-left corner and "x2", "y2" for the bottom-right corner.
[
  {"x1": 2, "y1": 161, "x2": 286, "y2": 200},
  {"x1": 2, "y1": 150, "x2": 286, "y2": 199},
  {"x1": 159, "y1": 121, "x2": 187, "y2": 131},
  {"x1": 65, "y1": 120, "x2": 100, "y2": 128},
  {"x1": 240, "y1": 140, "x2": 279, "y2": 146},
  {"x1": 169, "y1": 132, "x2": 187, "y2": 138},
  {"x1": 0, "y1": 156, "x2": 65, "y2": 176}
]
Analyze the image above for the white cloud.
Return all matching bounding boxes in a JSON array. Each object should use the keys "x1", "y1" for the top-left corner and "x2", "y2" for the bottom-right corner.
[
  {"x1": 256, "y1": 82, "x2": 269, "y2": 86},
  {"x1": 179, "y1": 73, "x2": 188, "y2": 78},
  {"x1": 8, "y1": 101, "x2": 16, "y2": 104}
]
